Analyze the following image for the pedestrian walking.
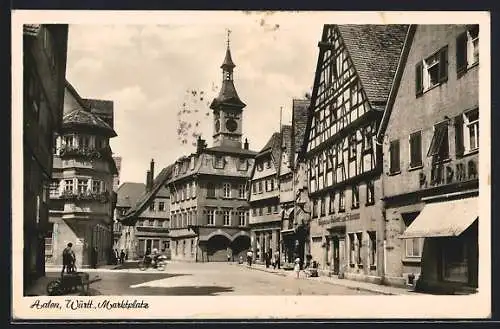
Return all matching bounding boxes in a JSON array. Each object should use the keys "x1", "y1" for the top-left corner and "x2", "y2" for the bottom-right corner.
[
  {"x1": 61, "y1": 242, "x2": 75, "y2": 277},
  {"x1": 273, "y1": 250, "x2": 280, "y2": 269},
  {"x1": 91, "y1": 246, "x2": 98, "y2": 269},
  {"x1": 246, "y1": 250, "x2": 253, "y2": 266},
  {"x1": 113, "y1": 249, "x2": 119, "y2": 265},
  {"x1": 120, "y1": 249, "x2": 126, "y2": 264},
  {"x1": 294, "y1": 257, "x2": 301, "y2": 279}
]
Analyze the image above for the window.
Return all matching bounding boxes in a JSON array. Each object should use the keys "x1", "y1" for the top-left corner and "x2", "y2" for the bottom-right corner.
[
  {"x1": 427, "y1": 121, "x2": 449, "y2": 161},
  {"x1": 207, "y1": 182, "x2": 216, "y2": 198},
  {"x1": 389, "y1": 140, "x2": 400, "y2": 174},
  {"x1": 416, "y1": 47, "x2": 448, "y2": 95},
  {"x1": 273, "y1": 204, "x2": 278, "y2": 213},
  {"x1": 223, "y1": 210, "x2": 231, "y2": 226},
  {"x1": 368, "y1": 231, "x2": 377, "y2": 268},
  {"x1": 406, "y1": 238, "x2": 423, "y2": 258},
  {"x1": 349, "y1": 135, "x2": 357, "y2": 159},
  {"x1": 270, "y1": 178, "x2": 274, "y2": 191},
  {"x1": 149, "y1": 202, "x2": 155, "y2": 212},
  {"x1": 207, "y1": 209, "x2": 215, "y2": 225},
  {"x1": 214, "y1": 156, "x2": 224, "y2": 169},
  {"x1": 159, "y1": 202, "x2": 165, "y2": 211},
  {"x1": 329, "y1": 192, "x2": 335, "y2": 214},
  {"x1": 366, "y1": 180, "x2": 375, "y2": 205},
  {"x1": 238, "y1": 184, "x2": 246, "y2": 199},
  {"x1": 92, "y1": 180, "x2": 101, "y2": 193},
  {"x1": 223, "y1": 183, "x2": 231, "y2": 198},
  {"x1": 50, "y1": 180, "x2": 60, "y2": 197},
  {"x1": 409, "y1": 131, "x2": 423, "y2": 168},
  {"x1": 79, "y1": 135, "x2": 90, "y2": 148},
  {"x1": 266, "y1": 160, "x2": 271, "y2": 169},
  {"x1": 258, "y1": 207, "x2": 263, "y2": 216},
  {"x1": 238, "y1": 212, "x2": 245, "y2": 226},
  {"x1": 349, "y1": 233, "x2": 355, "y2": 266},
  {"x1": 252, "y1": 182, "x2": 257, "y2": 194},
  {"x1": 312, "y1": 199, "x2": 318, "y2": 218},
  {"x1": 356, "y1": 232, "x2": 363, "y2": 267},
  {"x1": 320, "y1": 197, "x2": 326, "y2": 216},
  {"x1": 258, "y1": 181, "x2": 263, "y2": 193},
  {"x1": 64, "y1": 179, "x2": 74, "y2": 193},
  {"x1": 457, "y1": 25, "x2": 479, "y2": 75},
  {"x1": 252, "y1": 208, "x2": 257, "y2": 216},
  {"x1": 77, "y1": 179, "x2": 88, "y2": 194},
  {"x1": 464, "y1": 109, "x2": 479, "y2": 152},
  {"x1": 267, "y1": 206, "x2": 272, "y2": 215},
  {"x1": 186, "y1": 183, "x2": 191, "y2": 198},
  {"x1": 45, "y1": 231, "x2": 53, "y2": 257},
  {"x1": 192, "y1": 181, "x2": 197, "y2": 198},
  {"x1": 339, "y1": 190, "x2": 345, "y2": 212},
  {"x1": 163, "y1": 220, "x2": 169, "y2": 228},
  {"x1": 351, "y1": 185, "x2": 359, "y2": 209},
  {"x1": 402, "y1": 212, "x2": 423, "y2": 258},
  {"x1": 137, "y1": 220, "x2": 143, "y2": 227}
]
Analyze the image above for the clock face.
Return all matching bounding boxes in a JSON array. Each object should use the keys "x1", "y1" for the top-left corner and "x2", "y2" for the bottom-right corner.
[
  {"x1": 226, "y1": 119, "x2": 238, "y2": 132},
  {"x1": 215, "y1": 120, "x2": 220, "y2": 133}
]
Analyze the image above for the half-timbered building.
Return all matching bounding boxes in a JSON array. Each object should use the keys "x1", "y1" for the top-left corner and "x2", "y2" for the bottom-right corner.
[{"x1": 301, "y1": 25, "x2": 408, "y2": 282}]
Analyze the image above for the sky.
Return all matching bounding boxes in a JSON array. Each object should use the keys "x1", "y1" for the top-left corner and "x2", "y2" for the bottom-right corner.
[{"x1": 64, "y1": 12, "x2": 328, "y2": 184}]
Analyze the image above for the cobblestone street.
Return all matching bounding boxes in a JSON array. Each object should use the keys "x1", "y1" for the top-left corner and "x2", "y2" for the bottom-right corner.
[{"x1": 29, "y1": 262, "x2": 403, "y2": 296}]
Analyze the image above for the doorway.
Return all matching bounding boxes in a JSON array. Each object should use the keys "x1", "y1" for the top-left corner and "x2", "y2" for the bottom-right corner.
[
  {"x1": 146, "y1": 240, "x2": 152, "y2": 255},
  {"x1": 332, "y1": 236, "x2": 340, "y2": 274}
]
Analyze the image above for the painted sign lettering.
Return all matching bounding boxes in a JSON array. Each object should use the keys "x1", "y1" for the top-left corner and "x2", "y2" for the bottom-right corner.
[
  {"x1": 318, "y1": 212, "x2": 360, "y2": 226},
  {"x1": 419, "y1": 159, "x2": 478, "y2": 189}
]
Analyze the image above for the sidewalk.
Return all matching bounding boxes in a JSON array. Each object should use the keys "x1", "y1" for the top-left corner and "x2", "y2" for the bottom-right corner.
[{"x1": 233, "y1": 263, "x2": 416, "y2": 295}]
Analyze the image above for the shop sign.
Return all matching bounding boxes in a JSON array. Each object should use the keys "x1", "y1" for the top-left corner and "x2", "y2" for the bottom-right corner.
[
  {"x1": 318, "y1": 213, "x2": 360, "y2": 226},
  {"x1": 419, "y1": 158, "x2": 478, "y2": 189}
]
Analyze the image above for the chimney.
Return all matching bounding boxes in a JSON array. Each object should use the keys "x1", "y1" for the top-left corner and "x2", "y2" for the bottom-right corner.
[
  {"x1": 196, "y1": 136, "x2": 206, "y2": 154},
  {"x1": 150, "y1": 159, "x2": 155, "y2": 181},
  {"x1": 146, "y1": 170, "x2": 152, "y2": 191},
  {"x1": 244, "y1": 138, "x2": 249, "y2": 150}
]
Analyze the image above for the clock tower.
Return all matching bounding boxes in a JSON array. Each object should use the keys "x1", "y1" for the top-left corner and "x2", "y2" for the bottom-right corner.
[{"x1": 210, "y1": 30, "x2": 246, "y2": 149}]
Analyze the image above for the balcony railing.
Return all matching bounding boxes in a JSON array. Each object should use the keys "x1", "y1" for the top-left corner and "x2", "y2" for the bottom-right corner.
[
  {"x1": 59, "y1": 190, "x2": 111, "y2": 203},
  {"x1": 58, "y1": 145, "x2": 110, "y2": 160}
]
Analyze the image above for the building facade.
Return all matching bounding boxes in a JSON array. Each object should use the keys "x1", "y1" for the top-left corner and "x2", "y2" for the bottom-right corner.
[
  {"x1": 47, "y1": 81, "x2": 118, "y2": 268},
  {"x1": 112, "y1": 181, "x2": 146, "y2": 252},
  {"x1": 112, "y1": 156, "x2": 122, "y2": 192},
  {"x1": 301, "y1": 25, "x2": 407, "y2": 282},
  {"x1": 167, "y1": 40, "x2": 256, "y2": 262},
  {"x1": 377, "y1": 25, "x2": 479, "y2": 293},
  {"x1": 249, "y1": 131, "x2": 284, "y2": 263},
  {"x1": 280, "y1": 100, "x2": 310, "y2": 266},
  {"x1": 23, "y1": 24, "x2": 68, "y2": 291},
  {"x1": 119, "y1": 164, "x2": 173, "y2": 260}
]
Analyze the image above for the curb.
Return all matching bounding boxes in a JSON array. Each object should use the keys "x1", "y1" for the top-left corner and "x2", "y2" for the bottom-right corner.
[{"x1": 234, "y1": 263, "x2": 405, "y2": 295}]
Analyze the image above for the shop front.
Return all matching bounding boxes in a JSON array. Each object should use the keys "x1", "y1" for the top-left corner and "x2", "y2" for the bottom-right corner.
[{"x1": 400, "y1": 196, "x2": 478, "y2": 294}]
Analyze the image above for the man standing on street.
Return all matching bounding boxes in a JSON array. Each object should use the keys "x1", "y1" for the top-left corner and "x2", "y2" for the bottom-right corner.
[{"x1": 61, "y1": 243, "x2": 75, "y2": 277}]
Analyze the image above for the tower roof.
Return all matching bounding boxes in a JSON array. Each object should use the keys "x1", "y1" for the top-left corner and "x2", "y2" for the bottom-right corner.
[
  {"x1": 210, "y1": 40, "x2": 246, "y2": 110},
  {"x1": 221, "y1": 47, "x2": 236, "y2": 69}
]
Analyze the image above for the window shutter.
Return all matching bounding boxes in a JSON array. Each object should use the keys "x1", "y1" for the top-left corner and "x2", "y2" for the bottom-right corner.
[
  {"x1": 456, "y1": 32, "x2": 468, "y2": 75},
  {"x1": 454, "y1": 114, "x2": 465, "y2": 157},
  {"x1": 415, "y1": 62, "x2": 423, "y2": 96},
  {"x1": 439, "y1": 46, "x2": 448, "y2": 83}
]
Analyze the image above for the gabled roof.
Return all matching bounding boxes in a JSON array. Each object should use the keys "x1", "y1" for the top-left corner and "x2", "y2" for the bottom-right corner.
[
  {"x1": 260, "y1": 132, "x2": 280, "y2": 154},
  {"x1": 116, "y1": 182, "x2": 146, "y2": 208},
  {"x1": 337, "y1": 24, "x2": 409, "y2": 105},
  {"x1": 85, "y1": 98, "x2": 114, "y2": 128},
  {"x1": 256, "y1": 131, "x2": 283, "y2": 174},
  {"x1": 376, "y1": 25, "x2": 417, "y2": 143},
  {"x1": 291, "y1": 99, "x2": 310, "y2": 167},
  {"x1": 121, "y1": 164, "x2": 174, "y2": 225}
]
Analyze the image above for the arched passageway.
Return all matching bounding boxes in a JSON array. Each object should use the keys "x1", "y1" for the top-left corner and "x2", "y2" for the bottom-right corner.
[{"x1": 206, "y1": 235, "x2": 231, "y2": 262}]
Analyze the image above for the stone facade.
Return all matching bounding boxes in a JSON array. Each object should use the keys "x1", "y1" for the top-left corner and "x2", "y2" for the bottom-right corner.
[
  {"x1": 378, "y1": 25, "x2": 479, "y2": 292},
  {"x1": 23, "y1": 24, "x2": 68, "y2": 291},
  {"x1": 47, "y1": 81, "x2": 117, "y2": 268}
]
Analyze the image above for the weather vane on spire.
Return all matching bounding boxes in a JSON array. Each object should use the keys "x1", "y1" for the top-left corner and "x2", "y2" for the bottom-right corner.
[{"x1": 226, "y1": 28, "x2": 232, "y2": 48}]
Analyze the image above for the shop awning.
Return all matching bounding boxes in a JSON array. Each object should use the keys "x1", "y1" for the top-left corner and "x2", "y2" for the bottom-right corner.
[{"x1": 400, "y1": 197, "x2": 478, "y2": 239}]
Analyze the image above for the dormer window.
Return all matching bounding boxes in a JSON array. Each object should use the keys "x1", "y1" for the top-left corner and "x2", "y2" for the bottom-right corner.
[{"x1": 214, "y1": 156, "x2": 225, "y2": 169}]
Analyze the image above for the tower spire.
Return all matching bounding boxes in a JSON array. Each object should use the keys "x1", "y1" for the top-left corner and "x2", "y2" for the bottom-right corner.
[{"x1": 226, "y1": 28, "x2": 231, "y2": 49}]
